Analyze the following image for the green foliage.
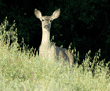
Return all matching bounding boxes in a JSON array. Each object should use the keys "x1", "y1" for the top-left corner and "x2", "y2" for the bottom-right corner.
[
  {"x1": 0, "y1": 18, "x2": 110, "y2": 91},
  {"x1": 1, "y1": 0, "x2": 110, "y2": 64}
]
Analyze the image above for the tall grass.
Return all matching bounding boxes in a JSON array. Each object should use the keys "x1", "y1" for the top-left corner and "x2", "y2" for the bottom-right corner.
[{"x1": 0, "y1": 17, "x2": 110, "y2": 91}]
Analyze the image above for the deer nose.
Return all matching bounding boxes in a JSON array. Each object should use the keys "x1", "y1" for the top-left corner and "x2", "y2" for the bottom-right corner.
[{"x1": 44, "y1": 25, "x2": 50, "y2": 29}]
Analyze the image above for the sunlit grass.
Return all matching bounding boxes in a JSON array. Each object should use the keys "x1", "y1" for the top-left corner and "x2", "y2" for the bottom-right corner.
[{"x1": 0, "y1": 17, "x2": 110, "y2": 91}]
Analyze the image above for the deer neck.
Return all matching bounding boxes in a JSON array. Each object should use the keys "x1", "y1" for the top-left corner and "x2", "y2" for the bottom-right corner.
[{"x1": 41, "y1": 28, "x2": 51, "y2": 48}]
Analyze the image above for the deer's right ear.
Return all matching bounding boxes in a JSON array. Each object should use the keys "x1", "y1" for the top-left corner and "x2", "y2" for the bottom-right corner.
[{"x1": 34, "y1": 9, "x2": 42, "y2": 20}]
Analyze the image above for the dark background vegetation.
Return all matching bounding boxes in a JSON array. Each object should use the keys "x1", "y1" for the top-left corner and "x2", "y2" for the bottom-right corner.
[{"x1": 0, "y1": 0, "x2": 110, "y2": 64}]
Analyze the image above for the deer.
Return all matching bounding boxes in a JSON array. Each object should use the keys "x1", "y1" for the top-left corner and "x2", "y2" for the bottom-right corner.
[{"x1": 34, "y1": 8, "x2": 74, "y2": 67}]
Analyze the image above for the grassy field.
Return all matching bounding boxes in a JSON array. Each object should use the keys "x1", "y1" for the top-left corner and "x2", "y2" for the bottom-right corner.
[{"x1": 0, "y1": 17, "x2": 110, "y2": 91}]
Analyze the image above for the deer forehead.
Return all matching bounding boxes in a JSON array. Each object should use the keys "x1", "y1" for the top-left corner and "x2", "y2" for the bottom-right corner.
[{"x1": 42, "y1": 16, "x2": 53, "y2": 20}]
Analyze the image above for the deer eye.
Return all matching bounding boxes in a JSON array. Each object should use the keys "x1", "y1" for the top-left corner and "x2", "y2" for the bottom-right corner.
[
  {"x1": 50, "y1": 20, "x2": 52, "y2": 22},
  {"x1": 42, "y1": 19, "x2": 44, "y2": 21}
]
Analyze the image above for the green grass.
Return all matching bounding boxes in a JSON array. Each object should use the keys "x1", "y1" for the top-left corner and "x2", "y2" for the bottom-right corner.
[{"x1": 0, "y1": 17, "x2": 110, "y2": 91}]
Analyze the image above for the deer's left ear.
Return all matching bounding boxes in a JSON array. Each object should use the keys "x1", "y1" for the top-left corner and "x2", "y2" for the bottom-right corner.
[{"x1": 51, "y1": 9, "x2": 60, "y2": 20}]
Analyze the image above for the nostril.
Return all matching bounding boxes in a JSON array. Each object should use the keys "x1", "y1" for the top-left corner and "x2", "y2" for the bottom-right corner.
[
  {"x1": 44, "y1": 25, "x2": 48, "y2": 29},
  {"x1": 44, "y1": 24, "x2": 51, "y2": 29}
]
